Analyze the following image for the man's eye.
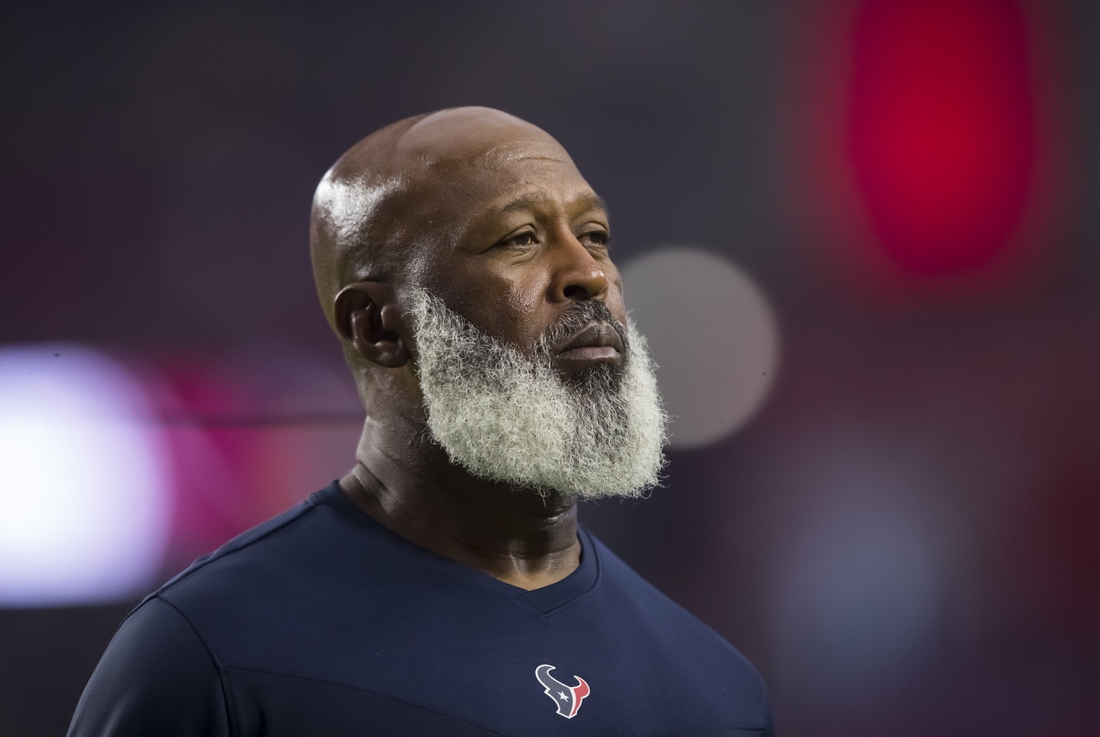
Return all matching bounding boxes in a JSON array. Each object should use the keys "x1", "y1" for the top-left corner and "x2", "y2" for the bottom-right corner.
[
  {"x1": 581, "y1": 230, "x2": 610, "y2": 247},
  {"x1": 500, "y1": 232, "x2": 538, "y2": 248}
]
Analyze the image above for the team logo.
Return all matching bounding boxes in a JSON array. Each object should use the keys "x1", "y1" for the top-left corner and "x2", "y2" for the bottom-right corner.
[{"x1": 535, "y1": 664, "x2": 590, "y2": 719}]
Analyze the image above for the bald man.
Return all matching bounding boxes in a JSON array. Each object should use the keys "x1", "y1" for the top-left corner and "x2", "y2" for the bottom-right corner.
[{"x1": 69, "y1": 108, "x2": 773, "y2": 736}]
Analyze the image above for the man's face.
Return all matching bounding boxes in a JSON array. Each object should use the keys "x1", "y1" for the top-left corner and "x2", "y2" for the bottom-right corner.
[
  {"x1": 380, "y1": 118, "x2": 666, "y2": 497},
  {"x1": 402, "y1": 132, "x2": 628, "y2": 375}
]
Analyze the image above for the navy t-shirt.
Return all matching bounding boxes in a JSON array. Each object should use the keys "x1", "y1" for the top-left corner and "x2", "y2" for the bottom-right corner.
[{"x1": 69, "y1": 482, "x2": 773, "y2": 736}]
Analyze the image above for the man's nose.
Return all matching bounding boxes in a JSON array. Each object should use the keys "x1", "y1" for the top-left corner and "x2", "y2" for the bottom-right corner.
[{"x1": 548, "y1": 233, "x2": 609, "y2": 303}]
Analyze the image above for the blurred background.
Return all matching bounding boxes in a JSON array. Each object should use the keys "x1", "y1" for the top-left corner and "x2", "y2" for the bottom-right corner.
[{"x1": 2, "y1": 0, "x2": 1098, "y2": 734}]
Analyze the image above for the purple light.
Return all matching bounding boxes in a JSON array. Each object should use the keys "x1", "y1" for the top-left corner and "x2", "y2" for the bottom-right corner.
[{"x1": 0, "y1": 344, "x2": 171, "y2": 606}]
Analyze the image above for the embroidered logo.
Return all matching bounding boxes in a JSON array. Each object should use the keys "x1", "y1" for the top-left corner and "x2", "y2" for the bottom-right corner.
[{"x1": 535, "y1": 664, "x2": 590, "y2": 719}]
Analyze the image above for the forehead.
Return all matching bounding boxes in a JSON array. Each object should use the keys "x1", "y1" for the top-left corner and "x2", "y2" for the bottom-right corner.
[
  {"x1": 399, "y1": 110, "x2": 592, "y2": 202},
  {"x1": 456, "y1": 149, "x2": 597, "y2": 212},
  {"x1": 404, "y1": 137, "x2": 601, "y2": 239}
]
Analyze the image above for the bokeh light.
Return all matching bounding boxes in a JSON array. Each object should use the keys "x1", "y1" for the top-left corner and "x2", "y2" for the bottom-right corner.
[
  {"x1": 851, "y1": 0, "x2": 1034, "y2": 276},
  {"x1": 770, "y1": 443, "x2": 950, "y2": 708},
  {"x1": 148, "y1": 345, "x2": 362, "y2": 565},
  {"x1": 787, "y1": 0, "x2": 1069, "y2": 306},
  {"x1": 0, "y1": 345, "x2": 171, "y2": 606},
  {"x1": 621, "y1": 247, "x2": 780, "y2": 449}
]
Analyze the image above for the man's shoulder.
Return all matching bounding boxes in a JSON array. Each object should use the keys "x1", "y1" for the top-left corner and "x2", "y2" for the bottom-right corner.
[
  {"x1": 137, "y1": 482, "x2": 380, "y2": 648},
  {"x1": 587, "y1": 531, "x2": 727, "y2": 637},
  {"x1": 152, "y1": 488, "x2": 328, "y2": 601},
  {"x1": 587, "y1": 532, "x2": 767, "y2": 688},
  {"x1": 87, "y1": 503, "x2": 772, "y2": 736}
]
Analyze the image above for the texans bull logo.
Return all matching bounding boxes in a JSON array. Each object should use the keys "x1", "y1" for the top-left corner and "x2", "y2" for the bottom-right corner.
[{"x1": 535, "y1": 664, "x2": 590, "y2": 719}]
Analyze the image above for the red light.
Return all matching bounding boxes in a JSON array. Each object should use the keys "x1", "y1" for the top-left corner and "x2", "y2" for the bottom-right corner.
[{"x1": 851, "y1": 0, "x2": 1035, "y2": 276}]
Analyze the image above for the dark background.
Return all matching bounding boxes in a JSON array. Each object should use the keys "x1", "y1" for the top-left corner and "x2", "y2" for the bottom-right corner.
[{"x1": 3, "y1": 1, "x2": 1099, "y2": 735}]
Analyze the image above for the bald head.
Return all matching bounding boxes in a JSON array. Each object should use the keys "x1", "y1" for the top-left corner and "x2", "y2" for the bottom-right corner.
[{"x1": 310, "y1": 107, "x2": 573, "y2": 332}]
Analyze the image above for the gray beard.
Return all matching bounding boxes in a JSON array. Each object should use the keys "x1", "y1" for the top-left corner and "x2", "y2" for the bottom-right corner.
[{"x1": 408, "y1": 288, "x2": 668, "y2": 500}]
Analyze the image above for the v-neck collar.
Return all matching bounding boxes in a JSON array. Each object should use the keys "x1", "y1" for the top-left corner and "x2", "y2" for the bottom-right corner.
[{"x1": 317, "y1": 481, "x2": 600, "y2": 615}]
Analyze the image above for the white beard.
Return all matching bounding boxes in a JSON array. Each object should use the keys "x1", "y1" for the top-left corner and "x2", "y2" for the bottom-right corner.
[{"x1": 408, "y1": 288, "x2": 668, "y2": 500}]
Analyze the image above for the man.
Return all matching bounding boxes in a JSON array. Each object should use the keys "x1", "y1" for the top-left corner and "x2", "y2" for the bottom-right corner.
[{"x1": 69, "y1": 107, "x2": 773, "y2": 736}]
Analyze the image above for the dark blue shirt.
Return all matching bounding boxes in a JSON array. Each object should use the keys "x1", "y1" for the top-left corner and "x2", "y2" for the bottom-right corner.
[{"x1": 69, "y1": 482, "x2": 773, "y2": 736}]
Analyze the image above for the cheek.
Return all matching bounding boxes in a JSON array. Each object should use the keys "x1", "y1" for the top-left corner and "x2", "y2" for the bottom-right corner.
[
  {"x1": 430, "y1": 262, "x2": 548, "y2": 344},
  {"x1": 487, "y1": 280, "x2": 547, "y2": 344},
  {"x1": 606, "y1": 276, "x2": 629, "y2": 324}
]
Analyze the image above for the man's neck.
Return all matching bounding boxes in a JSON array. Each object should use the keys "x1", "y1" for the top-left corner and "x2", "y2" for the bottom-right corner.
[{"x1": 339, "y1": 417, "x2": 581, "y2": 591}]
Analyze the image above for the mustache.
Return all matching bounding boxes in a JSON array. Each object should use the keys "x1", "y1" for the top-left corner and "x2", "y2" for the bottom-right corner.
[{"x1": 537, "y1": 301, "x2": 628, "y2": 356}]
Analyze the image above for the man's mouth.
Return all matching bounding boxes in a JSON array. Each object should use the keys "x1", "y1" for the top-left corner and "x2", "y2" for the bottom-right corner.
[{"x1": 552, "y1": 322, "x2": 625, "y2": 364}]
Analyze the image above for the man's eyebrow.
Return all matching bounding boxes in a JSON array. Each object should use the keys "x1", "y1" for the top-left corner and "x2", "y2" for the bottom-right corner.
[{"x1": 498, "y1": 191, "x2": 610, "y2": 217}]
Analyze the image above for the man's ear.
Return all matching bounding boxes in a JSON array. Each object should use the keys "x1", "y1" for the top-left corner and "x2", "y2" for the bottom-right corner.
[{"x1": 333, "y1": 282, "x2": 410, "y2": 368}]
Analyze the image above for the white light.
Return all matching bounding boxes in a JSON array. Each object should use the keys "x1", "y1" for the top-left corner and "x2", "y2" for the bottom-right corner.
[
  {"x1": 621, "y1": 247, "x2": 780, "y2": 449},
  {"x1": 775, "y1": 499, "x2": 941, "y2": 696},
  {"x1": 769, "y1": 445, "x2": 950, "y2": 706},
  {"x1": 0, "y1": 345, "x2": 171, "y2": 606}
]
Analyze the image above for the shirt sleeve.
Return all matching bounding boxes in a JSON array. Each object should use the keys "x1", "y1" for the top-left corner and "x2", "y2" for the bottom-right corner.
[{"x1": 67, "y1": 595, "x2": 232, "y2": 737}]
